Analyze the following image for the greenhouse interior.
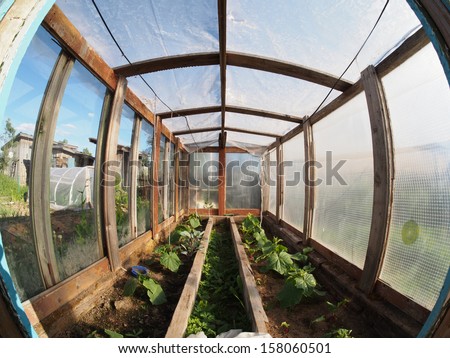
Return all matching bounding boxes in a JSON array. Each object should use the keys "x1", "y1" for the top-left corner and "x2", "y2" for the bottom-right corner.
[{"x1": 0, "y1": 0, "x2": 449, "y2": 338}]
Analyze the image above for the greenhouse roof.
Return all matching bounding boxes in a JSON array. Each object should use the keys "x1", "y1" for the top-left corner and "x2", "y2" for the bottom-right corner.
[{"x1": 56, "y1": 0, "x2": 421, "y2": 153}]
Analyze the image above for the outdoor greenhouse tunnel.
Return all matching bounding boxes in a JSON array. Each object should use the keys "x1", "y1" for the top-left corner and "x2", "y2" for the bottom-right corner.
[{"x1": 0, "y1": 0, "x2": 449, "y2": 339}]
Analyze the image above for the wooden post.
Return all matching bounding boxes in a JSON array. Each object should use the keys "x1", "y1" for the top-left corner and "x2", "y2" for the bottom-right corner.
[
  {"x1": 218, "y1": 146, "x2": 226, "y2": 215},
  {"x1": 152, "y1": 116, "x2": 161, "y2": 235},
  {"x1": 30, "y1": 51, "x2": 74, "y2": 287},
  {"x1": 359, "y1": 65, "x2": 394, "y2": 294},
  {"x1": 129, "y1": 115, "x2": 141, "y2": 240},
  {"x1": 174, "y1": 139, "x2": 180, "y2": 221},
  {"x1": 103, "y1": 76, "x2": 127, "y2": 271},
  {"x1": 275, "y1": 142, "x2": 283, "y2": 223},
  {"x1": 162, "y1": 136, "x2": 170, "y2": 220},
  {"x1": 303, "y1": 119, "x2": 315, "y2": 245},
  {"x1": 261, "y1": 153, "x2": 270, "y2": 212}
]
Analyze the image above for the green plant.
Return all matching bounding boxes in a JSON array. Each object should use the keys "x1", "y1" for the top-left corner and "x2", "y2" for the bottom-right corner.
[
  {"x1": 241, "y1": 213, "x2": 262, "y2": 238},
  {"x1": 312, "y1": 298, "x2": 351, "y2": 325},
  {"x1": 155, "y1": 244, "x2": 182, "y2": 272},
  {"x1": 277, "y1": 266, "x2": 321, "y2": 308},
  {"x1": 280, "y1": 321, "x2": 290, "y2": 334},
  {"x1": 324, "y1": 328, "x2": 352, "y2": 338},
  {"x1": 124, "y1": 273, "x2": 167, "y2": 306}
]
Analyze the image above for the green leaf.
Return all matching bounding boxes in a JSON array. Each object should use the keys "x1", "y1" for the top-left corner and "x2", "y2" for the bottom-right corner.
[
  {"x1": 293, "y1": 272, "x2": 316, "y2": 290},
  {"x1": 179, "y1": 230, "x2": 192, "y2": 238},
  {"x1": 189, "y1": 217, "x2": 201, "y2": 229},
  {"x1": 277, "y1": 279, "x2": 303, "y2": 308},
  {"x1": 402, "y1": 219, "x2": 419, "y2": 245},
  {"x1": 104, "y1": 329, "x2": 123, "y2": 338},
  {"x1": 311, "y1": 315, "x2": 326, "y2": 324},
  {"x1": 291, "y1": 252, "x2": 308, "y2": 263},
  {"x1": 160, "y1": 251, "x2": 182, "y2": 272},
  {"x1": 123, "y1": 278, "x2": 138, "y2": 296},
  {"x1": 303, "y1": 247, "x2": 314, "y2": 255},
  {"x1": 266, "y1": 251, "x2": 293, "y2": 276},
  {"x1": 144, "y1": 279, "x2": 167, "y2": 305}
]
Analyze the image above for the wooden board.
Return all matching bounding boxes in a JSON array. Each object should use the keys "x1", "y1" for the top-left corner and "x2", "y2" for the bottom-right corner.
[
  {"x1": 229, "y1": 217, "x2": 269, "y2": 333},
  {"x1": 218, "y1": 147, "x2": 226, "y2": 215},
  {"x1": 165, "y1": 217, "x2": 214, "y2": 337}
]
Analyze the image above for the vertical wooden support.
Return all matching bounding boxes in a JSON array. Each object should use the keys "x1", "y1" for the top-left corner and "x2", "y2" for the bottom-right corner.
[
  {"x1": 261, "y1": 153, "x2": 270, "y2": 212},
  {"x1": 129, "y1": 115, "x2": 141, "y2": 240},
  {"x1": 162, "y1": 137, "x2": 170, "y2": 220},
  {"x1": 359, "y1": 65, "x2": 394, "y2": 294},
  {"x1": 30, "y1": 51, "x2": 74, "y2": 287},
  {"x1": 103, "y1": 76, "x2": 127, "y2": 271},
  {"x1": 303, "y1": 119, "x2": 315, "y2": 245},
  {"x1": 152, "y1": 116, "x2": 161, "y2": 235},
  {"x1": 174, "y1": 139, "x2": 180, "y2": 221},
  {"x1": 218, "y1": 146, "x2": 226, "y2": 215},
  {"x1": 94, "y1": 90, "x2": 113, "y2": 258},
  {"x1": 275, "y1": 142, "x2": 283, "y2": 223}
]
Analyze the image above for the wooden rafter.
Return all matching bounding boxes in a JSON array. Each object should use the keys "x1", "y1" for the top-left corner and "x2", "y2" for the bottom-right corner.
[
  {"x1": 218, "y1": 0, "x2": 227, "y2": 144},
  {"x1": 173, "y1": 126, "x2": 280, "y2": 138},
  {"x1": 158, "y1": 105, "x2": 304, "y2": 123},
  {"x1": 113, "y1": 52, "x2": 353, "y2": 91}
]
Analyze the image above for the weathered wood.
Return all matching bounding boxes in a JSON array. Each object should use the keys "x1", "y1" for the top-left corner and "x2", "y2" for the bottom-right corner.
[
  {"x1": 158, "y1": 105, "x2": 303, "y2": 123},
  {"x1": 302, "y1": 120, "x2": 315, "y2": 245},
  {"x1": 195, "y1": 146, "x2": 248, "y2": 153},
  {"x1": 173, "y1": 126, "x2": 221, "y2": 136},
  {"x1": 152, "y1": 117, "x2": 161, "y2": 235},
  {"x1": 162, "y1": 137, "x2": 170, "y2": 220},
  {"x1": 103, "y1": 76, "x2": 127, "y2": 271},
  {"x1": 129, "y1": 115, "x2": 141, "y2": 240},
  {"x1": 376, "y1": 27, "x2": 430, "y2": 78},
  {"x1": 114, "y1": 51, "x2": 352, "y2": 92},
  {"x1": 225, "y1": 209, "x2": 261, "y2": 216},
  {"x1": 114, "y1": 52, "x2": 219, "y2": 77},
  {"x1": 22, "y1": 258, "x2": 111, "y2": 328},
  {"x1": 174, "y1": 139, "x2": 180, "y2": 221},
  {"x1": 359, "y1": 65, "x2": 394, "y2": 294},
  {"x1": 43, "y1": 5, "x2": 117, "y2": 90},
  {"x1": 30, "y1": 51, "x2": 74, "y2": 287},
  {"x1": 218, "y1": 146, "x2": 226, "y2": 215},
  {"x1": 275, "y1": 143, "x2": 283, "y2": 222},
  {"x1": 227, "y1": 52, "x2": 353, "y2": 92},
  {"x1": 229, "y1": 217, "x2": 269, "y2": 333},
  {"x1": 261, "y1": 154, "x2": 270, "y2": 212},
  {"x1": 226, "y1": 127, "x2": 279, "y2": 138},
  {"x1": 119, "y1": 231, "x2": 154, "y2": 265},
  {"x1": 174, "y1": 126, "x2": 280, "y2": 138},
  {"x1": 165, "y1": 218, "x2": 214, "y2": 337},
  {"x1": 218, "y1": 0, "x2": 227, "y2": 138}
]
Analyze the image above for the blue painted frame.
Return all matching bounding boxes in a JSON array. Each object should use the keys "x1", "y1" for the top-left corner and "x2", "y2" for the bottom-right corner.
[{"x1": 0, "y1": 0, "x2": 56, "y2": 338}]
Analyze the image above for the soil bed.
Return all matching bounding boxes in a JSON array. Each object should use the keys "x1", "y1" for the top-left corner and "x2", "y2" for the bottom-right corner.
[{"x1": 239, "y1": 225, "x2": 379, "y2": 338}]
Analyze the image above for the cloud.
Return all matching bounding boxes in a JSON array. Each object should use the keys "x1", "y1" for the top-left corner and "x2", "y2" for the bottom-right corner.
[
  {"x1": 87, "y1": 112, "x2": 94, "y2": 118},
  {"x1": 63, "y1": 124, "x2": 77, "y2": 129},
  {"x1": 15, "y1": 123, "x2": 35, "y2": 134}
]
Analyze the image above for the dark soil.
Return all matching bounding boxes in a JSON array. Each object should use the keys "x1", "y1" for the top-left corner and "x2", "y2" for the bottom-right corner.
[
  {"x1": 240, "y1": 228, "x2": 379, "y2": 338},
  {"x1": 56, "y1": 244, "x2": 196, "y2": 338}
]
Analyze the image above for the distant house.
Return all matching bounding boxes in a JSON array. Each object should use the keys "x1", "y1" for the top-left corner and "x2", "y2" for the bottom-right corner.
[{"x1": 1, "y1": 132, "x2": 95, "y2": 186}]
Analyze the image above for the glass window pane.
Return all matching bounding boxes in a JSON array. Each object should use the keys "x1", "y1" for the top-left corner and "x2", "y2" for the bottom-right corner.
[
  {"x1": 1, "y1": 27, "x2": 60, "y2": 300},
  {"x1": 380, "y1": 44, "x2": 450, "y2": 310},
  {"x1": 268, "y1": 149, "x2": 277, "y2": 214},
  {"x1": 50, "y1": 61, "x2": 106, "y2": 280},
  {"x1": 189, "y1": 152, "x2": 219, "y2": 209},
  {"x1": 312, "y1": 94, "x2": 373, "y2": 269},
  {"x1": 283, "y1": 134, "x2": 305, "y2": 232},
  {"x1": 137, "y1": 119, "x2": 153, "y2": 236},
  {"x1": 116, "y1": 105, "x2": 134, "y2": 247},
  {"x1": 226, "y1": 153, "x2": 261, "y2": 209}
]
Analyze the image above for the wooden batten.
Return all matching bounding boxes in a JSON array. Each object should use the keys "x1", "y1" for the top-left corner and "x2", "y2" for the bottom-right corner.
[
  {"x1": 129, "y1": 115, "x2": 141, "y2": 240},
  {"x1": 302, "y1": 119, "x2": 315, "y2": 245},
  {"x1": 103, "y1": 76, "x2": 128, "y2": 271},
  {"x1": 152, "y1": 117, "x2": 162, "y2": 235},
  {"x1": 229, "y1": 217, "x2": 269, "y2": 333},
  {"x1": 359, "y1": 65, "x2": 394, "y2": 294},
  {"x1": 30, "y1": 51, "x2": 74, "y2": 287},
  {"x1": 165, "y1": 217, "x2": 214, "y2": 337},
  {"x1": 275, "y1": 143, "x2": 283, "y2": 222},
  {"x1": 218, "y1": 146, "x2": 226, "y2": 215},
  {"x1": 174, "y1": 139, "x2": 180, "y2": 221}
]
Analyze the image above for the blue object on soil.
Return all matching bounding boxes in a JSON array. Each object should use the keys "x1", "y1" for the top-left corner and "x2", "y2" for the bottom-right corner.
[{"x1": 131, "y1": 265, "x2": 150, "y2": 277}]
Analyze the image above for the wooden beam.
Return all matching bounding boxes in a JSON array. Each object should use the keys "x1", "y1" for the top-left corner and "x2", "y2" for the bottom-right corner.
[
  {"x1": 129, "y1": 115, "x2": 141, "y2": 240},
  {"x1": 158, "y1": 106, "x2": 222, "y2": 120},
  {"x1": 103, "y1": 76, "x2": 128, "y2": 271},
  {"x1": 275, "y1": 143, "x2": 282, "y2": 222},
  {"x1": 30, "y1": 51, "x2": 74, "y2": 287},
  {"x1": 152, "y1": 117, "x2": 162, "y2": 235},
  {"x1": 218, "y1": 0, "x2": 227, "y2": 139},
  {"x1": 218, "y1": 146, "x2": 226, "y2": 215},
  {"x1": 174, "y1": 139, "x2": 180, "y2": 221},
  {"x1": 162, "y1": 136, "x2": 170, "y2": 221},
  {"x1": 359, "y1": 66, "x2": 395, "y2": 294},
  {"x1": 114, "y1": 52, "x2": 219, "y2": 77},
  {"x1": 229, "y1": 217, "x2": 269, "y2": 333},
  {"x1": 303, "y1": 119, "x2": 315, "y2": 245},
  {"x1": 173, "y1": 127, "x2": 221, "y2": 136},
  {"x1": 227, "y1": 52, "x2": 353, "y2": 92},
  {"x1": 226, "y1": 127, "x2": 279, "y2": 138},
  {"x1": 165, "y1": 218, "x2": 214, "y2": 337},
  {"x1": 43, "y1": 5, "x2": 117, "y2": 90},
  {"x1": 261, "y1": 154, "x2": 270, "y2": 212}
]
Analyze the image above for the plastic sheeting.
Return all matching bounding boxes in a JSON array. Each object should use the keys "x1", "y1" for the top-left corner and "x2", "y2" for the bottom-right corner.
[{"x1": 380, "y1": 44, "x2": 450, "y2": 310}]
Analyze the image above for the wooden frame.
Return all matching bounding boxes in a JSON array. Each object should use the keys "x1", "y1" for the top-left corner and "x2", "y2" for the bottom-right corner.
[
  {"x1": 218, "y1": 0, "x2": 227, "y2": 139},
  {"x1": 103, "y1": 76, "x2": 128, "y2": 271},
  {"x1": 359, "y1": 65, "x2": 394, "y2": 294},
  {"x1": 275, "y1": 143, "x2": 283, "y2": 222},
  {"x1": 302, "y1": 119, "x2": 315, "y2": 245},
  {"x1": 218, "y1": 146, "x2": 226, "y2": 215},
  {"x1": 152, "y1": 116, "x2": 162, "y2": 235},
  {"x1": 129, "y1": 114, "x2": 142, "y2": 239},
  {"x1": 30, "y1": 50, "x2": 74, "y2": 287},
  {"x1": 173, "y1": 126, "x2": 280, "y2": 138},
  {"x1": 158, "y1": 105, "x2": 304, "y2": 124},
  {"x1": 230, "y1": 217, "x2": 268, "y2": 333},
  {"x1": 165, "y1": 217, "x2": 214, "y2": 337},
  {"x1": 174, "y1": 139, "x2": 180, "y2": 221}
]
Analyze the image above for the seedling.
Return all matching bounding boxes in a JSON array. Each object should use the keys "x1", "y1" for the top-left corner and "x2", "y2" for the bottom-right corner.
[
  {"x1": 280, "y1": 321, "x2": 290, "y2": 334},
  {"x1": 123, "y1": 273, "x2": 167, "y2": 306},
  {"x1": 324, "y1": 328, "x2": 352, "y2": 338}
]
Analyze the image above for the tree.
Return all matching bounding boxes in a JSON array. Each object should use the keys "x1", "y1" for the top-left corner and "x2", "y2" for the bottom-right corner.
[
  {"x1": 82, "y1": 147, "x2": 92, "y2": 156},
  {"x1": 0, "y1": 118, "x2": 16, "y2": 171}
]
